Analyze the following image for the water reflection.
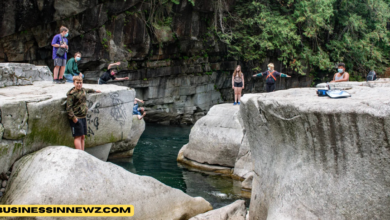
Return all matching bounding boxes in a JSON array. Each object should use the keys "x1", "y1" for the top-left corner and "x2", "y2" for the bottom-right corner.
[{"x1": 109, "y1": 123, "x2": 250, "y2": 209}]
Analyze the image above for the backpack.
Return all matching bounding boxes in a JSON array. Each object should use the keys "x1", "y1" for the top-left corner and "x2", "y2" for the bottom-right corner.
[
  {"x1": 366, "y1": 70, "x2": 376, "y2": 81},
  {"x1": 56, "y1": 35, "x2": 66, "y2": 57},
  {"x1": 266, "y1": 71, "x2": 277, "y2": 84}
]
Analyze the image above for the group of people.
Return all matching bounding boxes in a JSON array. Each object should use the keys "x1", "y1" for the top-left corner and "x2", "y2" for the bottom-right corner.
[
  {"x1": 51, "y1": 26, "x2": 129, "y2": 84},
  {"x1": 54, "y1": 26, "x2": 143, "y2": 151},
  {"x1": 58, "y1": 23, "x2": 354, "y2": 149},
  {"x1": 231, "y1": 63, "x2": 292, "y2": 105},
  {"x1": 231, "y1": 62, "x2": 351, "y2": 105},
  {"x1": 66, "y1": 76, "x2": 146, "y2": 150}
]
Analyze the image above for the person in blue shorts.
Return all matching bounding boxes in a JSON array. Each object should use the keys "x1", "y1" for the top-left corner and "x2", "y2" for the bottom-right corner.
[{"x1": 133, "y1": 98, "x2": 146, "y2": 120}]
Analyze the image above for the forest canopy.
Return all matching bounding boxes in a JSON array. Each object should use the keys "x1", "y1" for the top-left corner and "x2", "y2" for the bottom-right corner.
[{"x1": 216, "y1": 0, "x2": 390, "y2": 77}]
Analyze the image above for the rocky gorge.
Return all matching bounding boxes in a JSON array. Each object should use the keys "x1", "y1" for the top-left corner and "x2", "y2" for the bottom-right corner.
[
  {"x1": 1, "y1": 0, "x2": 389, "y2": 219},
  {"x1": 1, "y1": 66, "x2": 389, "y2": 220},
  {"x1": 0, "y1": 0, "x2": 312, "y2": 125},
  {"x1": 178, "y1": 80, "x2": 390, "y2": 219},
  {"x1": 0, "y1": 63, "x2": 217, "y2": 219}
]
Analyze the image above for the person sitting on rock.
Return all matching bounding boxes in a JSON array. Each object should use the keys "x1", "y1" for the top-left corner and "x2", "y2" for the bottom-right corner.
[
  {"x1": 252, "y1": 63, "x2": 291, "y2": 92},
  {"x1": 133, "y1": 98, "x2": 146, "y2": 120},
  {"x1": 330, "y1": 63, "x2": 350, "y2": 83},
  {"x1": 64, "y1": 52, "x2": 83, "y2": 83},
  {"x1": 66, "y1": 76, "x2": 101, "y2": 150},
  {"x1": 98, "y1": 62, "x2": 129, "y2": 84}
]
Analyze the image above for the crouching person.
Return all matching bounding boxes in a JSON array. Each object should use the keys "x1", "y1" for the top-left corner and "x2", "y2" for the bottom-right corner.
[
  {"x1": 66, "y1": 76, "x2": 101, "y2": 150},
  {"x1": 64, "y1": 52, "x2": 83, "y2": 83}
]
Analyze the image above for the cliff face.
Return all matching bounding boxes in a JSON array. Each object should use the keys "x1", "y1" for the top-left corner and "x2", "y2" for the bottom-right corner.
[
  {"x1": 0, "y1": 0, "x2": 312, "y2": 124},
  {"x1": 240, "y1": 87, "x2": 390, "y2": 219}
]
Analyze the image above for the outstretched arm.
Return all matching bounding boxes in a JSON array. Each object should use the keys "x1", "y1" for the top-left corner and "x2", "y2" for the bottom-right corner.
[
  {"x1": 135, "y1": 98, "x2": 144, "y2": 103},
  {"x1": 252, "y1": 72, "x2": 264, "y2": 77},
  {"x1": 280, "y1": 73, "x2": 291, "y2": 78},
  {"x1": 108, "y1": 62, "x2": 121, "y2": 70},
  {"x1": 114, "y1": 76, "x2": 129, "y2": 80}
]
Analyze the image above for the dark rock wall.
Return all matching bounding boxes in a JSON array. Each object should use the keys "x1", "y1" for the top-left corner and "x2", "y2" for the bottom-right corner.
[{"x1": 0, "y1": 0, "x2": 312, "y2": 124}]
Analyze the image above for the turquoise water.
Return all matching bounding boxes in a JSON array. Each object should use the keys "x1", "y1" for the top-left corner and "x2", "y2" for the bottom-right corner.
[{"x1": 109, "y1": 123, "x2": 250, "y2": 209}]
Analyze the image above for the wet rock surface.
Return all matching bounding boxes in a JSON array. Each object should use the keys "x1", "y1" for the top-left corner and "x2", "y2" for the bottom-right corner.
[
  {"x1": 240, "y1": 86, "x2": 390, "y2": 219},
  {"x1": 189, "y1": 200, "x2": 247, "y2": 220}
]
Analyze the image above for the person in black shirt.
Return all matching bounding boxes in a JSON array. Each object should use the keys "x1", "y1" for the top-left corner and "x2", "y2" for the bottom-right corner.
[
  {"x1": 98, "y1": 62, "x2": 129, "y2": 84},
  {"x1": 252, "y1": 63, "x2": 291, "y2": 92}
]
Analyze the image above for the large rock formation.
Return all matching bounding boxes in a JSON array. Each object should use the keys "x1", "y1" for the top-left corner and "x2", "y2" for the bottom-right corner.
[
  {"x1": 181, "y1": 104, "x2": 244, "y2": 167},
  {"x1": 0, "y1": 77, "x2": 135, "y2": 174},
  {"x1": 316, "y1": 78, "x2": 390, "y2": 89},
  {"x1": 0, "y1": 0, "x2": 312, "y2": 124},
  {"x1": 240, "y1": 86, "x2": 390, "y2": 219},
  {"x1": 1, "y1": 146, "x2": 213, "y2": 220},
  {"x1": 177, "y1": 103, "x2": 254, "y2": 189},
  {"x1": 0, "y1": 63, "x2": 52, "y2": 88},
  {"x1": 189, "y1": 200, "x2": 247, "y2": 220},
  {"x1": 109, "y1": 115, "x2": 146, "y2": 159}
]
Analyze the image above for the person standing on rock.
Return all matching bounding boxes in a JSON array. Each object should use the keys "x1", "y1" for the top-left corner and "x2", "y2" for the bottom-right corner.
[
  {"x1": 51, "y1": 26, "x2": 69, "y2": 84},
  {"x1": 330, "y1": 63, "x2": 350, "y2": 83},
  {"x1": 232, "y1": 65, "x2": 245, "y2": 105},
  {"x1": 64, "y1": 52, "x2": 83, "y2": 83},
  {"x1": 66, "y1": 76, "x2": 101, "y2": 150},
  {"x1": 133, "y1": 98, "x2": 146, "y2": 120},
  {"x1": 252, "y1": 63, "x2": 291, "y2": 92},
  {"x1": 98, "y1": 62, "x2": 129, "y2": 84}
]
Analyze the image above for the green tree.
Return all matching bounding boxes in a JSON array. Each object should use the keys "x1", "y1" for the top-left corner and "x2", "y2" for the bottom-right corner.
[{"x1": 219, "y1": 0, "x2": 390, "y2": 76}]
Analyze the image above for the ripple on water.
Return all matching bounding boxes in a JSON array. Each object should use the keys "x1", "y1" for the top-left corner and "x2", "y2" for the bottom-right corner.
[{"x1": 109, "y1": 123, "x2": 250, "y2": 209}]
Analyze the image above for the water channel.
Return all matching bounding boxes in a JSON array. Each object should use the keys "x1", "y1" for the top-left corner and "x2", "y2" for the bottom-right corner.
[{"x1": 109, "y1": 123, "x2": 250, "y2": 209}]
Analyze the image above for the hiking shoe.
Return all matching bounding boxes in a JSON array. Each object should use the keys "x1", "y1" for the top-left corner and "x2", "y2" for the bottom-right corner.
[
  {"x1": 233, "y1": 102, "x2": 237, "y2": 105},
  {"x1": 53, "y1": 79, "x2": 58, "y2": 84},
  {"x1": 58, "y1": 78, "x2": 66, "y2": 84},
  {"x1": 238, "y1": 102, "x2": 240, "y2": 105}
]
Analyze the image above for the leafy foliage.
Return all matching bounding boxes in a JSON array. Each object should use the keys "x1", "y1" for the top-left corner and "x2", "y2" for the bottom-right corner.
[{"x1": 219, "y1": 0, "x2": 390, "y2": 76}]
